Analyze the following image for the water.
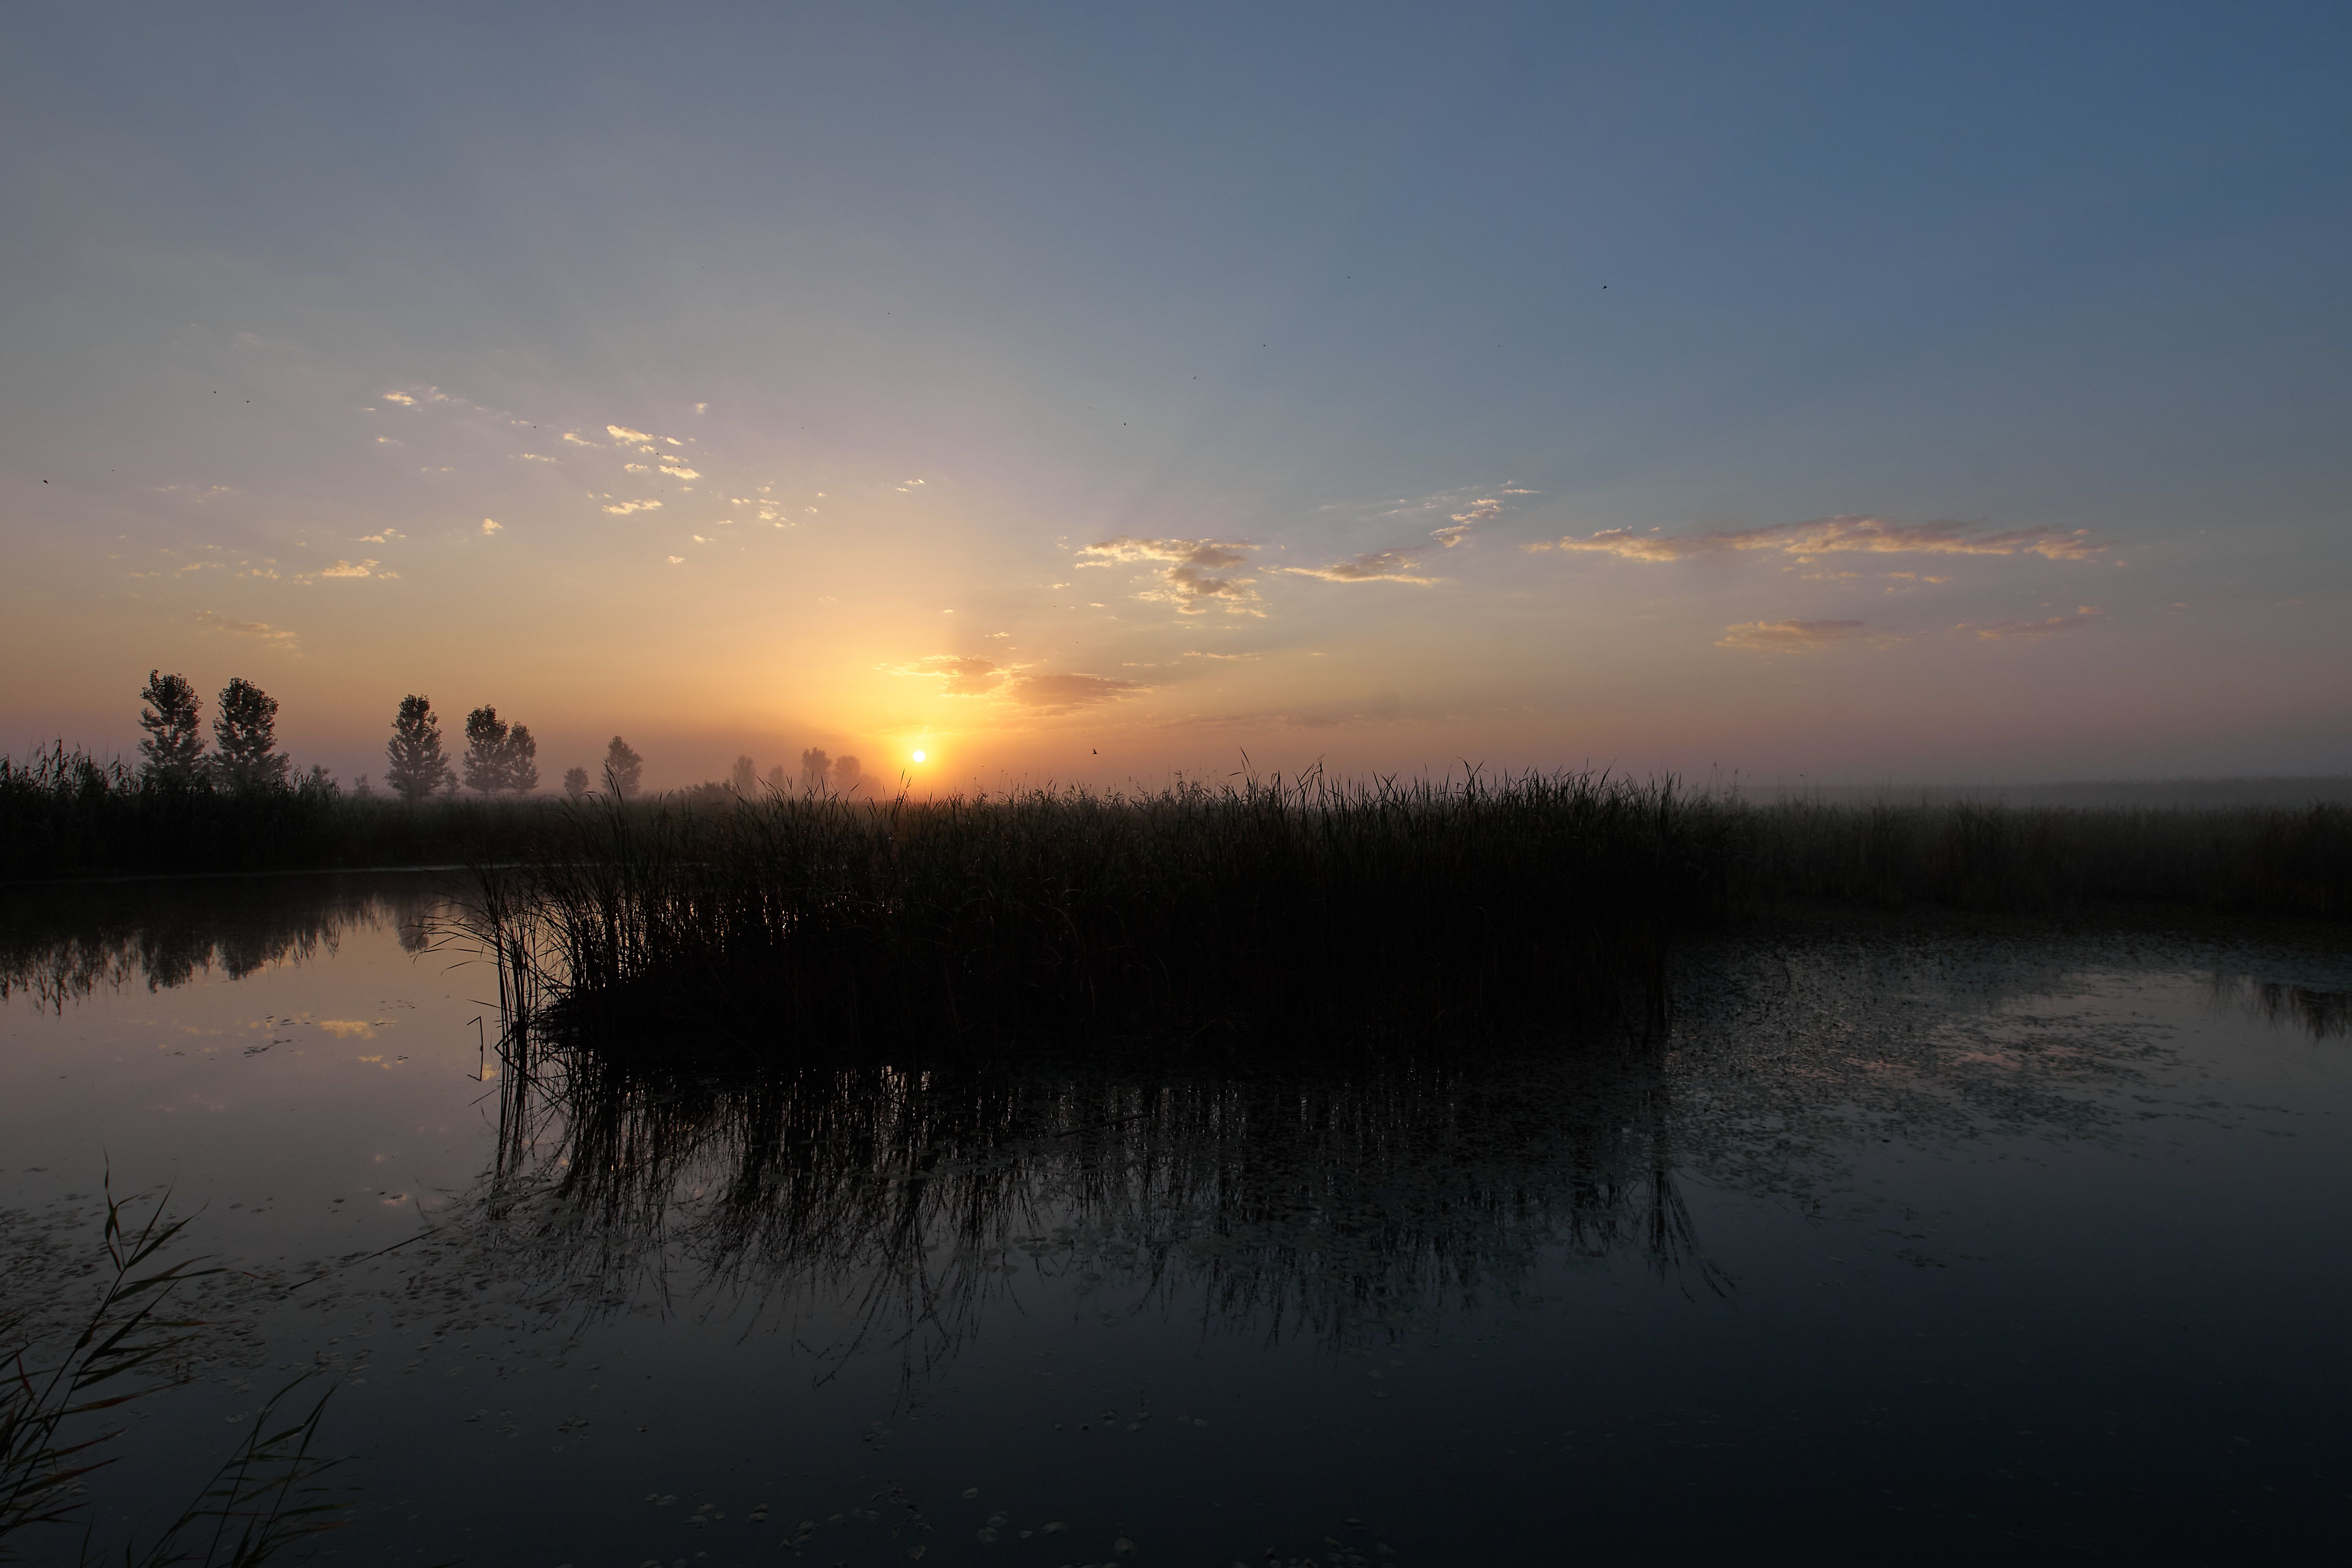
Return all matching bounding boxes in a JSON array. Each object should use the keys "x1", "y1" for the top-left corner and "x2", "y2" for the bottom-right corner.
[{"x1": 3, "y1": 874, "x2": 2350, "y2": 1564}]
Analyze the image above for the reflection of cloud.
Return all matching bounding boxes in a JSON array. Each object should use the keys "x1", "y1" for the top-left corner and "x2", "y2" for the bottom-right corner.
[
  {"x1": 604, "y1": 500, "x2": 662, "y2": 515},
  {"x1": 1007, "y1": 672, "x2": 1145, "y2": 713},
  {"x1": 1281, "y1": 549, "x2": 1438, "y2": 585},
  {"x1": 898, "y1": 655, "x2": 1009, "y2": 696},
  {"x1": 193, "y1": 610, "x2": 298, "y2": 647},
  {"x1": 1715, "y1": 619, "x2": 1871, "y2": 653},
  {"x1": 1536, "y1": 515, "x2": 2105, "y2": 563},
  {"x1": 1078, "y1": 537, "x2": 1261, "y2": 615},
  {"x1": 1964, "y1": 606, "x2": 2103, "y2": 640}
]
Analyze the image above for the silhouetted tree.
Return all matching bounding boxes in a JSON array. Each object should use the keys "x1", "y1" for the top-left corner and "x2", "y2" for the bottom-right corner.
[
  {"x1": 353, "y1": 773, "x2": 375, "y2": 799},
  {"x1": 603, "y1": 736, "x2": 643, "y2": 799},
  {"x1": 462, "y1": 706, "x2": 541, "y2": 793},
  {"x1": 729, "y1": 754, "x2": 758, "y2": 794},
  {"x1": 832, "y1": 755, "x2": 862, "y2": 794},
  {"x1": 764, "y1": 763, "x2": 787, "y2": 791},
  {"x1": 562, "y1": 766, "x2": 590, "y2": 799},
  {"x1": 506, "y1": 723, "x2": 539, "y2": 793},
  {"x1": 211, "y1": 677, "x2": 290, "y2": 792},
  {"x1": 385, "y1": 695, "x2": 453, "y2": 804},
  {"x1": 136, "y1": 670, "x2": 206, "y2": 788},
  {"x1": 800, "y1": 747, "x2": 830, "y2": 789}
]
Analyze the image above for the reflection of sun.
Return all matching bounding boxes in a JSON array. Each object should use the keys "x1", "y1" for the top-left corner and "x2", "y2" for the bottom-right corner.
[{"x1": 911, "y1": 749, "x2": 927, "y2": 763}]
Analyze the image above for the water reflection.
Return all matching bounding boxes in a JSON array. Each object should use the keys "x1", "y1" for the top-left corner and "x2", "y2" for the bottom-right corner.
[
  {"x1": 0, "y1": 874, "x2": 442, "y2": 1010},
  {"x1": 2210, "y1": 972, "x2": 2350, "y2": 1039},
  {"x1": 476, "y1": 1038, "x2": 1717, "y2": 1381}
]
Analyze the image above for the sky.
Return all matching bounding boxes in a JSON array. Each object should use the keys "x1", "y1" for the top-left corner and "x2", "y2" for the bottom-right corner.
[{"x1": 4, "y1": 1, "x2": 2348, "y2": 793}]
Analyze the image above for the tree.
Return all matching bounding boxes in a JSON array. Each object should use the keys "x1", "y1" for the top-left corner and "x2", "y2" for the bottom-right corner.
[
  {"x1": 729, "y1": 755, "x2": 758, "y2": 794},
  {"x1": 562, "y1": 766, "x2": 589, "y2": 799},
  {"x1": 602, "y1": 736, "x2": 643, "y2": 799},
  {"x1": 462, "y1": 706, "x2": 541, "y2": 793},
  {"x1": 136, "y1": 670, "x2": 206, "y2": 787},
  {"x1": 832, "y1": 755, "x2": 863, "y2": 794},
  {"x1": 505, "y1": 723, "x2": 539, "y2": 794},
  {"x1": 764, "y1": 763, "x2": 787, "y2": 792},
  {"x1": 385, "y1": 695, "x2": 453, "y2": 804},
  {"x1": 211, "y1": 677, "x2": 290, "y2": 792},
  {"x1": 800, "y1": 747, "x2": 830, "y2": 789}
]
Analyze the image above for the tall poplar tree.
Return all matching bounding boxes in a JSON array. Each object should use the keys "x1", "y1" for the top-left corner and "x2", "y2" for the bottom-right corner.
[
  {"x1": 136, "y1": 670, "x2": 206, "y2": 787},
  {"x1": 212, "y1": 677, "x2": 290, "y2": 792},
  {"x1": 385, "y1": 695, "x2": 453, "y2": 804}
]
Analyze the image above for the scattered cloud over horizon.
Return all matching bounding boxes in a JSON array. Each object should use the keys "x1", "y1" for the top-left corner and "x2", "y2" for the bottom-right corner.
[
  {"x1": 894, "y1": 655, "x2": 1148, "y2": 712},
  {"x1": 1715, "y1": 618, "x2": 1873, "y2": 653},
  {"x1": 606, "y1": 424, "x2": 655, "y2": 444},
  {"x1": 315, "y1": 558, "x2": 383, "y2": 578},
  {"x1": 1281, "y1": 547, "x2": 1440, "y2": 585},
  {"x1": 1078, "y1": 537, "x2": 1262, "y2": 614},
  {"x1": 193, "y1": 609, "x2": 298, "y2": 648},
  {"x1": 1536, "y1": 515, "x2": 2106, "y2": 564},
  {"x1": 1963, "y1": 606, "x2": 2105, "y2": 640},
  {"x1": 604, "y1": 499, "x2": 662, "y2": 515}
]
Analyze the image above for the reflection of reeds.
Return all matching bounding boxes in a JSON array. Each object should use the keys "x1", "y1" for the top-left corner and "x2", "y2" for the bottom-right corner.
[
  {"x1": 476, "y1": 1032, "x2": 1716, "y2": 1381},
  {"x1": 469, "y1": 770, "x2": 1729, "y2": 1050},
  {"x1": 2207, "y1": 974, "x2": 2351, "y2": 1039}
]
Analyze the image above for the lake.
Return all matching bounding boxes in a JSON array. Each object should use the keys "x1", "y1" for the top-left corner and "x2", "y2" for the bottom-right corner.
[{"x1": 3, "y1": 873, "x2": 2349, "y2": 1565}]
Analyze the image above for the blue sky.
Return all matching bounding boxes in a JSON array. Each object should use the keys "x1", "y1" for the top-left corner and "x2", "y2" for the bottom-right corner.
[{"x1": 4, "y1": 1, "x2": 2346, "y2": 788}]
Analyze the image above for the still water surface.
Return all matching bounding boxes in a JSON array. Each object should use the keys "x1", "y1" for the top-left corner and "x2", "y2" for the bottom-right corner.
[{"x1": 3, "y1": 874, "x2": 2349, "y2": 1565}]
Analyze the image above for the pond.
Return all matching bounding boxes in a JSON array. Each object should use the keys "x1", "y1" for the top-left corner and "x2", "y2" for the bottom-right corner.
[{"x1": 3, "y1": 873, "x2": 2350, "y2": 1564}]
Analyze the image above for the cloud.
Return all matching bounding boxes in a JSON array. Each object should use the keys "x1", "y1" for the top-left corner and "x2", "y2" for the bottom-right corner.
[
  {"x1": 606, "y1": 424, "x2": 654, "y2": 444},
  {"x1": 896, "y1": 655, "x2": 1008, "y2": 696},
  {"x1": 193, "y1": 610, "x2": 298, "y2": 647},
  {"x1": 1005, "y1": 672, "x2": 1146, "y2": 712},
  {"x1": 379, "y1": 392, "x2": 415, "y2": 405},
  {"x1": 667, "y1": 555, "x2": 684, "y2": 564},
  {"x1": 563, "y1": 432, "x2": 598, "y2": 446},
  {"x1": 516, "y1": 453, "x2": 555, "y2": 463},
  {"x1": 317, "y1": 558, "x2": 383, "y2": 578},
  {"x1": 1963, "y1": 606, "x2": 2104, "y2": 640},
  {"x1": 1715, "y1": 619, "x2": 1872, "y2": 653},
  {"x1": 604, "y1": 499, "x2": 662, "y2": 515},
  {"x1": 659, "y1": 463, "x2": 701, "y2": 480},
  {"x1": 1538, "y1": 515, "x2": 2107, "y2": 564},
  {"x1": 1077, "y1": 537, "x2": 1262, "y2": 615},
  {"x1": 1281, "y1": 548, "x2": 1439, "y2": 585},
  {"x1": 480, "y1": 518, "x2": 501, "y2": 535}
]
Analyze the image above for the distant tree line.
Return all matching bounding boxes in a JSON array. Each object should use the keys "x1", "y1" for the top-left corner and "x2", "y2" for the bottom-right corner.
[{"x1": 128, "y1": 670, "x2": 858, "y2": 809}]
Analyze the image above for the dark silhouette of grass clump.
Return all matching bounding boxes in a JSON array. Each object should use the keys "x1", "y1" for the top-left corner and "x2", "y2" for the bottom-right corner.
[{"x1": 468, "y1": 768, "x2": 1734, "y2": 1052}]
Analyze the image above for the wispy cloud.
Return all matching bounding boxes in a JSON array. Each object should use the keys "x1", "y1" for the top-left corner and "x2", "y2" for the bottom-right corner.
[
  {"x1": 1715, "y1": 619, "x2": 1872, "y2": 653},
  {"x1": 563, "y1": 432, "x2": 598, "y2": 446},
  {"x1": 1006, "y1": 672, "x2": 1146, "y2": 712},
  {"x1": 316, "y1": 558, "x2": 383, "y2": 578},
  {"x1": 1535, "y1": 515, "x2": 2105, "y2": 563},
  {"x1": 604, "y1": 499, "x2": 662, "y2": 515},
  {"x1": 892, "y1": 655, "x2": 1147, "y2": 711},
  {"x1": 658, "y1": 463, "x2": 700, "y2": 480},
  {"x1": 1281, "y1": 548, "x2": 1439, "y2": 585},
  {"x1": 193, "y1": 610, "x2": 298, "y2": 648},
  {"x1": 1078, "y1": 537, "x2": 1262, "y2": 615},
  {"x1": 480, "y1": 519, "x2": 501, "y2": 535},
  {"x1": 606, "y1": 424, "x2": 655, "y2": 444},
  {"x1": 1962, "y1": 606, "x2": 2104, "y2": 640}
]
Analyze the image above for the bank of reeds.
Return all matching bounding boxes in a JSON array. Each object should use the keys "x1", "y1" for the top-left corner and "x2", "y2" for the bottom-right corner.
[
  {"x1": 0, "y1": 745, "x2": 552, "y2": 880},
  {"x1": 471, "y1": 770, "x2": 1730, "y2": 1051},
  {"x1": 465, "y1": 777, "x2": 2352, "y2": 1056}
]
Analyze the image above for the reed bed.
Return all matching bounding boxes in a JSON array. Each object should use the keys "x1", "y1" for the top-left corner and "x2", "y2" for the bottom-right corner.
[
  {"x1": 0, "y1": 744, "x2": 552, "y2": 879},
  {"x1": 470, "y1": 770, "x2": 1731, "y2": 1052}
]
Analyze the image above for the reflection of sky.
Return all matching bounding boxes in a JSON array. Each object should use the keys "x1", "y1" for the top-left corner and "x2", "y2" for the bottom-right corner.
[{"x1": 3, "y1": 4, "x2": 2347, "y2": 788}]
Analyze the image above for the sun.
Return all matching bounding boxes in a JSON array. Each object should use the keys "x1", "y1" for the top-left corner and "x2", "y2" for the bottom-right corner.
[{"x1": 911, "y1": 749, "x2": 926, "y2": 763}]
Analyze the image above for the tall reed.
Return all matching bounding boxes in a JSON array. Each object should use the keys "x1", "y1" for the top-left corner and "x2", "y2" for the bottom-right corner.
[{"x1": 470, "y1": 769, "x2": 1735, "y2": 1052}]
